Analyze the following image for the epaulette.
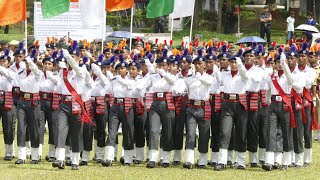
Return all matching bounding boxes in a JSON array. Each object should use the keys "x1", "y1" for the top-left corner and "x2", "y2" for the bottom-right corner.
[
  {"x1": 18, "y1": 70, "x2": 25, "y2": 75},
  {"x1": 111, "y1": 77, "x2": 116, "y2": 81}
]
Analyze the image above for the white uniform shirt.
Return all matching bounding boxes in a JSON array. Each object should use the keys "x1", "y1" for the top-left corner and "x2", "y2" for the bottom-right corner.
[
  {"x1": 144, "y1": 71, "x2": 177, "y2": 93},
  {"x1": 9, "y1": 61, "x2": 26, "y2": 87},
  {"x1": 19, "y1": 61, "x2": 43, "y2": 94},
  {"x1": 298, "y1": 66, "x2": 316, "y2": 90},
  {"x1": 185, "y1": 72, "x2": 214, "y2": 101},
  {"x1": 127, "y1": 75, "x2": 144, "y2": 98},
  {"x1": 172, "y1": 74, "x2": 187, "y2": 96},
  {"x1": 111, "y1": 75, "x2": 130, "y2": 98},
  {"x1": 91, "y1": 64, "x2": 113, "y2": 96},
  {"x1": 245, "y1": 65, "x2": 262, "y2": 92},
  {"x1": 40, "y1": 71, "x2": 60, "y2": 93},
  {"x1": 208, "y1": 67, "x2": 221, "y2": 94},
  {"x1": 0, "y1": 66, "x2": 16, "y2": 91},
  {"x1": 221, "y1": 70, "x2": 248, "y2": 94}
]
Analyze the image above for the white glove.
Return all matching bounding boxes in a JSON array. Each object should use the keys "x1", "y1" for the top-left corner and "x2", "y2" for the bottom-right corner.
[
  {"x1": 280, "y1": 53, "x2": 286, "y2": 64},
  {"x1": 91, "y1": 63, "x2": 99, "y2": 75},
  {"x1": 25, "y1": 56, "x2": 33, "y2": 64},
  {"x1": 195, "y1": 72, "x2": 201, "y2": 79},
  {"x1": 59, "y1": 61, "x2": 67, "y2": 69},
  {"x1": 235, "y1": 57, "x2": 242, "y2": 65},
  {"x1": 116, "y1": 75, "x2": 127, "y2": 86},
  {"x1": 187, "y1": 69, "x2": 194, "y2": 76},
  {"x1": 106, "y1": 70, "x2": 113, "y2": 79},
  {"x1": 62, "y1": 49, "x2": 71, "y2": 60},
  {"x1": 158, "y1": 69, "x2": 166, "y2": 77}
]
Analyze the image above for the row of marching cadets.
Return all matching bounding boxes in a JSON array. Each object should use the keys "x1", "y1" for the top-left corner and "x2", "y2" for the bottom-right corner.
[{"x1": 0, "y1": 37, "x2": 319, "y2": 171}]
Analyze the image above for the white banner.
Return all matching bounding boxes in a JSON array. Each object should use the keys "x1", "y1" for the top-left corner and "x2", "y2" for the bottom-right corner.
[
  {"x1": 79, "y1": 0, "x2": 104, "y2": 28},
  {"x1": 34, "y1": 2, "x2": 105, "y2": 46},
  {"x1": 169, "y1": 0, "x2": 195, "y2": 19}
]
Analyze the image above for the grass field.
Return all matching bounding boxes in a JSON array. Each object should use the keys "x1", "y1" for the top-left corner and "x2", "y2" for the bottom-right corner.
[{"x1": 0, "y1": 130, "x2": 319, "y2": 180}]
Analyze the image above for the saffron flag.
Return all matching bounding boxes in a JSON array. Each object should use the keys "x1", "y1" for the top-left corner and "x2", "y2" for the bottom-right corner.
[
  {"x1": 147, "y1": 0, "x2": 174, "y2": 18},
  {"x1": 41, "y1": 0, "x2": 70, "y2": 18},
  {"x1": 106, "y1": 0, "x2": 134, "y2": 12},
  {"x1": 0, "y1": 0, "x2": 26, "y2": 26}
]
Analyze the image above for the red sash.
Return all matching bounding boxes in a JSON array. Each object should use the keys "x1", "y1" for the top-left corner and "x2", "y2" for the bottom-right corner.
[
  {"x1": 94, "y1": 96, "x2": 105, "y2": 115},
  {"x1": 62, "y1": 69, "x2": 92, "y2": 124},
  {"x1": 248, "y1": 92, "x2": 259, "y2": 111},
  {"x1": 291, "y1": 88, "x2": 306, "y2": 123},
  {"x1": 303, "y1": 88, "x2": 319, "y2": 130},
  {"x1": 239, "y1": 94, "x2": 247, "y2": 110},
  {"x1": 204, "y1": 100, "x2": 211, "y2": 120},
  {"x1": 174, "y1": 96, "x2": 184, "y2": 115},
  {"x1": 52, "y1": 92, "x2": 60, "y2": 111},
  {"x1": 260, "y1": 90, "x2": 268, "y2": 107},
  {"x1": 270, "y1": 74, "x2": 295, "y2": 128},
  {"x1": 145, "y1": 93, "x2": 153, "y2": 112},
  {"x1": 124, "y1": 98, "x2": 133, "y2": 117},
  {"x1": 209, "y1": 94, "x2": 222, "y2": 112},
  {"x1": 165, "y1": 92, "x2": 175, "y2": 111},
  {"x1": 135, "y1": 97, "x2": 145, "y2": 116},
  {"x1": 4, "y1": 91, "x2": 13, "y2": 110}
]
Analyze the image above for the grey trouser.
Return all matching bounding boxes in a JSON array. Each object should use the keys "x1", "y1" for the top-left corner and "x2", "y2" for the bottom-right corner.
[
  {"x1": 39, "y1": 100, "x2": 58, "y2": 146},
  {"x1": 0, "y1": 100, "x2": 15, "y2": 145}
]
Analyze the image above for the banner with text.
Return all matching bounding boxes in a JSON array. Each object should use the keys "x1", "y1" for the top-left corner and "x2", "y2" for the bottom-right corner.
[{"x1": 34, "y1": 2, "x2": 105, "y2": 45}]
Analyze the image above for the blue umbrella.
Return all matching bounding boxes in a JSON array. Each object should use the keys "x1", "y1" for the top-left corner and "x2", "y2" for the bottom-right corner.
[
  {"x1": 236, "y1": 36, "x2": 266, "y2": 45},
  {"x1": 108, "y1": 31, "x2": 136, "y2": 39}
]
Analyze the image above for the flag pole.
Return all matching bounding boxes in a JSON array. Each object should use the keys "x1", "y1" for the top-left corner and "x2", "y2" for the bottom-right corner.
[
  {"x1": 101, "y1": 1, "x2": 106, "y2": 53},
  {"x1": 129, "y1": 7, "x2": 134, "y2": 51},
  {"x1": 170, "y1": 14, "x2": 174, "y2": 40},
  {"x1": 189, "y1": 2, "x2": 195, "y2": 42},
  {"x1": 25, "y1": 19, "x2": 27, "y2": 53}
]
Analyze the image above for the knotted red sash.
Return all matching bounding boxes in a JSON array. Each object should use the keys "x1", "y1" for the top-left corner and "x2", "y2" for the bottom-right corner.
[
  {"x1": 260, "y1": 90, "x2": 268, "y2": 107},
  {"x1": 63, "y1": 69, "x2": 92, "y2": 124},
  {"x1": 271, "y1": 74, "x2": 295, "y2": 128},
  {"x1": 174, "y1": 96, "x2": 184, "y2": 115},
  {"x1": 303, "y1": 88, "x2": 319, "y2": 130},
  {"x1": 135, "y1": 97, "x2": 145, "y2": 115},
  {"x1": 145, "y1": 93, "x2": 153, "y2": 112},
  {"x1": 209, "y1": 94, "x2": 222, "y2": 112},
  {"x1": 291, "y1": 88, "x2": 306, "y2": 123},
  {"x1": 204, "y1": 100, "x2": 211, "y2": 120},
  {"x1": 165, "y1": 92, "x2": 175, "y2": 111},
  {"x1": 248, "y1": 92, "x2": 259, "y2": 111},
  {"x1": 239, "y1": 94, "x2": 247, "y2": 110}
]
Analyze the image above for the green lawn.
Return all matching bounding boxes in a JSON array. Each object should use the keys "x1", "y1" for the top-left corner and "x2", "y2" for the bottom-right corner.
[{"x1": 0, "y1": 130, "x2": 319, "y2": 179}]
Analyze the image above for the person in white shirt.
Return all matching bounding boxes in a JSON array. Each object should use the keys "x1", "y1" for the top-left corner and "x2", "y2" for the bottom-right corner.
[
  {"x1": 53, "y1": 42, "x2": 92, "y2": 170},
  {"x1": 0, "y1": 49, "x2": 17, "y2": 161},
  {"x1": 16, "y1": 49, "x2": 43, "y2": 165},
  {"x1": 286, "y1": 11, "x2": 295, "y2": 43},
  {"x1": 262, "y1": 47, "x2": 305, "y2": 171},
  {"x1": 104, "y1": 54, "x2": 135, "y2": 166},
  {"x1": 144, "y1": 49, "x2": 177, "y2": 168},
  {"x1": 296, "y1": 44, "x2": 317, "y2": 167},
  {"x1": 183, "y1": 49, "x2": 214, "y2": 169},
  {"x1": 91, "y1": 55, "x2": 113, "y2": 164},
  {"x1": 38, "y1": 52, "x2": 60, "y2": 163},
  {"x1": 215, "y1": 50, "x2": 249, "y2": 171}
]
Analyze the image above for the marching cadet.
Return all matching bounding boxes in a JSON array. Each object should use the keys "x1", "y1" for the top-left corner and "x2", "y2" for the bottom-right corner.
[
  {"x1": 91, "y1": 55, "x2": 113, "y2": 163},
  {"x1": 79, "y1": 55, "x2": 94, "y2": 166},
  {"x1": 253, "y1": 45, "x2": 271, "y2": 165},
  {"x1": 205, "y1": 43, "x2": 222, "y2": 167},
  {"x1": 144, "y1": 49, "x2": 177, "y2": 168},
  {"x1": 183, "y1": 49, "x2": 214, "y2": 169},
  {"x1": 0, "y1": 49, "x2": 16, "y2": 160},
  {"x1": 103, "y1": 54, "x2": 135, "y2": 166},
  {"x1": 53, "y1": 42, "x2": 93, "y2": 170},
  {"x1": 297, "y1": 44, "x2": 317, "y2": 166},
  {"x1": 127, "y1": 55, "x2": 148, "y2": 164},
  {"x1": 169, "y1": 50, "x2": 188, "y2": 165},
  {"x1": 308, "y1": 47, "x2": 320, "y2": 141},
  {"x1": 39, "y1": 52, "x2": 60, "y2": 162},
  {"x1": 215, "y1": 49, "x2": 249, "y2": 171},
  {"x1": 262, "y1": 47, "x2": 305, "y2": 171},
  {"x1": 45, "y1": 37, "x2": 56, "y2": 56},
  {"x1": 16, "y1": 49, "x2": 43, "y2": 164},
  {"x1": 242, "y1": 46, "x2": 264, "y2": 168}
]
